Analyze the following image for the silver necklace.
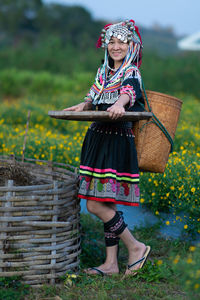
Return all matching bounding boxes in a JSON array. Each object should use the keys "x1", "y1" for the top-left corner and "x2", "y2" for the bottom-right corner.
[{"x1": 107, "y1": 65, "x2": 119, "y2": 72}]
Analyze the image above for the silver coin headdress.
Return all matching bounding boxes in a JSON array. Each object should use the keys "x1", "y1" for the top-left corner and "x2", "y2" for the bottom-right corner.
[
  {"x1": 99, "y1": 20, "x2": 142, "y2": 48},
  {"x1": 94, "y1": 20, "x2": 143, "y2": 101}
]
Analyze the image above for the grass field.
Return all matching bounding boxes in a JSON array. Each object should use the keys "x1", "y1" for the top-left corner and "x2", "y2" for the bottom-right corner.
[
  {"x1": 0, "y1": 215, "x2": 199, "y2": 300},
  {"x1": 0, "y1": 71, "x2": 199, "y2": 299}
]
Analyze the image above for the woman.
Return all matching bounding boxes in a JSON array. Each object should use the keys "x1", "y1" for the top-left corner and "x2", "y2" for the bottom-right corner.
[{"x1": 64, "y1": 20, "x2": 151, "y2": 276}]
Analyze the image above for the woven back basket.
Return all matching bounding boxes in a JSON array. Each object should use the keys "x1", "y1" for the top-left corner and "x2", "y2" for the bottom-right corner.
[{"x1": 133, "y1": 91, "x2": 182, "y2": 173}]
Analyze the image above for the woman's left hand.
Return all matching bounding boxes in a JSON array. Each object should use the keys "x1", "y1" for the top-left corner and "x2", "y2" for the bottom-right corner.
[{"x1": 107, "y1": 104, "x2": 125, "y2": 120}]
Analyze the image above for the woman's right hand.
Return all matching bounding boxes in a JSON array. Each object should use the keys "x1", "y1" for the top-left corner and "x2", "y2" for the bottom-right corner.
[{"x1": 63, "y1": 102, "x2": 86, "y2": 112}]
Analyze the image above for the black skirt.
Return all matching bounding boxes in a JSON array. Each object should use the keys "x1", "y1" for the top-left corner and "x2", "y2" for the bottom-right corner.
[{"x1": 78, "y1": 111, "x2": 140, "y2": 206}]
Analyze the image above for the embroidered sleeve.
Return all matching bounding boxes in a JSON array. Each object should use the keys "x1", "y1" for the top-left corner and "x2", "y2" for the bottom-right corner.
[
  {"x1": 83, "y1": 67, "x2": 101, "y2": 103},
  {"x1": 83, "y1": 93, "x2": 92, "y2": 103},
  {"x1": 120, "y1": 67, "x2": 142, "y2": 107}
]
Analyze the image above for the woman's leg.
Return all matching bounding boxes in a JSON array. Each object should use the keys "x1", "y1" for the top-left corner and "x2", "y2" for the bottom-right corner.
[
  {"x1": 86, "y1": 200, "x2": 147, "y2": 275},
  {"x1": 118, "y1": 228, "x2": 146, "y2": 275},
  {"x1": 85, "y1": 200, "x2": 119, "y2": 274},
  {"x1": 86, "y1": 200, "x2": 116, "y2": 222}
]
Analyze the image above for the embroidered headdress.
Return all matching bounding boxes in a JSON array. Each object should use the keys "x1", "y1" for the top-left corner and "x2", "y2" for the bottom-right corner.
[
  {"x1": 92, "y1": 20, "x2": 143, "y2": 101},
  {"x1": 96, "y1": 19, "x2": 142, "y2": 68}
]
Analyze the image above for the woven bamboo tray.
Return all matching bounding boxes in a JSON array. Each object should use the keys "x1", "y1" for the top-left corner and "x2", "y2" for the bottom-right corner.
[
  {"x1": 0, "y1": 155, "x2": 80, "y2": 287},
  {"x1": 48, "y1": 111, "x2": 153, "y2": 121}
]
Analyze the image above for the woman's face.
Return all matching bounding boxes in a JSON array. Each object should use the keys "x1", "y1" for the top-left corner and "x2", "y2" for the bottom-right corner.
[{"x1": 108, "y1": 37, "x2": 129, "y2": 65}]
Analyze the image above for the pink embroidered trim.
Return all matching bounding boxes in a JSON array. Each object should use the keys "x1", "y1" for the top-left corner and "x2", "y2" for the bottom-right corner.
[
  {"x1": 79, "y1": 166, "x2": 139, "y2": 178},
  {"x1": 104, "y1": 232, "x2": 117, "y2": 238},
  {"x1": 120, "y1": 84, "x2": 136, "y2": 106},
  {"x1": 110, "y1": 217, "x2": 123, "y2": 232}
]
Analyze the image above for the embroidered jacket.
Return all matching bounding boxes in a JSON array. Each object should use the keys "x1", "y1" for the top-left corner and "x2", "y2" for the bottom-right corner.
[{"x1": 84, "y1": 64, "x2": 143, "y2": 108}]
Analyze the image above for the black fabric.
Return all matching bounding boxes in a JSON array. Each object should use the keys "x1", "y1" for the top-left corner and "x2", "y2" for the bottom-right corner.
[
  {"x1": 80, "y1": 122, "x2": 139, "y2": 176},
  {"x1": 104, "y1": 211, "x2": 123, "y2": 247},
  {"x1": 104, "y1": 211, "x2": 127, "y2": 236},
  {"x1": 79, "y1": 101, "x2": 141, "y2": 206},
  {"x1": 121, "y1": 70, "x2": 145, "y2": 111},
  {"x1": 122, "y1": 76, "x2": 142, "y2": 100},
  {"x1": 104, "y1": 229, "x2": 120, "y2": 247},
  {"x1": 92, "y1": 100, "x2": 145, "y2": 113}
]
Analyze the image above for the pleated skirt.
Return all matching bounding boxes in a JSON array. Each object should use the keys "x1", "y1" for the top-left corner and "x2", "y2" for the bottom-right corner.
[{"x1": 78, "y1": 120, "x2": 140, "y2": 207}]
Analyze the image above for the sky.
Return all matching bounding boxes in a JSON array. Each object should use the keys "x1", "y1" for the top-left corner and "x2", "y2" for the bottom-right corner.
[{"x1": 44, "y1": 0, "x2": 200, "y2": 37}]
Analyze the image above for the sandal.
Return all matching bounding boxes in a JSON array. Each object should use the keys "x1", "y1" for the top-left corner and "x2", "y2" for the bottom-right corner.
[
  {"x1": 86, "y1": 267, "x2": 106, "y2": 276},
  {"x1": 126, "y1": 245, "x2": 151, "y2": 276}
]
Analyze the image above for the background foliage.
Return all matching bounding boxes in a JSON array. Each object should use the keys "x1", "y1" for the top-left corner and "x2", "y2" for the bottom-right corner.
[
  {"x1": 0, "y1": 0, "x2": 199, "y2": 99},
  {"x1": 0, "y1": 0, "x2": 199, "y2": 248},
  {"x1": 0, "y1": 1, "x2": 199, "y2": 298}
]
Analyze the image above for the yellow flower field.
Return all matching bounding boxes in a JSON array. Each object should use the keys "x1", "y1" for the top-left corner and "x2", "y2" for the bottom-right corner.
[{"x1": 0, "y1": 93, "x2": 199, "y2": 235}]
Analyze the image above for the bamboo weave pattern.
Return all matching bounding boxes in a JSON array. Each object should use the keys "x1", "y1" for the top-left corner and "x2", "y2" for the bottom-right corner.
[{"x1": 0, "y1": 155, "x2": 80, "y2": 287}]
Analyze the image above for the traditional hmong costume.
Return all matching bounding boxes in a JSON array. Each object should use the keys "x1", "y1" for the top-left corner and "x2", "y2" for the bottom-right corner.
[{"x1": 78, "y1": 20, "x2": 144, "y2": 207}]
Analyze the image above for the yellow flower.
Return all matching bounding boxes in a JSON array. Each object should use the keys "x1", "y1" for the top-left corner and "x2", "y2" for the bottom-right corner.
[
  {"x1": 178, "y1": 185, "x2": 184, "y2": 191},
  {"x1": 194, "y1": 284, "x2": 199, "y2": 289},
  {"x1": 191, "y1": 187, "x2": 196, "y2": 193},
  {"x1": 189, "y1": 246, "x2": 196, "y2": 252},
  {"x1": 155, "y1": 211, "x2": 159, "y2": 215},
  {"x1": 151, "y1": 192, "x2": 155, "y2": 197},
  {"x1": 187, "y1": 257, "x2": 193, "y2": 264},
  {"x1": 69, "y1": 274, "x2": 77, "y2": 278},
  {"x1": 157, "y1": 260, "x2": 163, "y2": 265},
  {"x1": 173, "y1": 258, "x2": 179, "y2": 264},
  {"x1": 166, "y1": 221, "x2": 170, "y2": 225},
  {"x1": 64, "y1": 278, "x2": 73, "y2": 287},
  {"x1": 184, "y1": 225, "x2": 188, "y2": 229},
  {"x1": 170, "y1": 186, "x2": 175, "y2": 190},
  {"x1": 140, "y1": 198, "x2": 145, "y2": 203}
]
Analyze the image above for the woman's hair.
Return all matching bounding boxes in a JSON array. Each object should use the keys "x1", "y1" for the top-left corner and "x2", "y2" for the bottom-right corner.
[{"x1": 108, "y1": 55, "x2": 114, "y2": 68}]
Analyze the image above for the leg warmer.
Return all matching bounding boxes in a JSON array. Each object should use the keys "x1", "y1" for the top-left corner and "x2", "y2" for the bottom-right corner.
[
  {"x1": 104, "y1": 211, "x2": 126, "y2": 247},
  {"x1": 104, "y1": 229, "x2": 120, "y2": 247}
]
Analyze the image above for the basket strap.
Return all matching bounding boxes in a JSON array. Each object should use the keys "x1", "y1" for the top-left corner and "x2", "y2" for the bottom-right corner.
[{"x1": 138, "y1": 80, "x2": 174, "y2": 152}]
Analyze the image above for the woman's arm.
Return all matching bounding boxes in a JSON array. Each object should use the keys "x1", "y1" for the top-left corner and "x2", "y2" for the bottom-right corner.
[
  {"x1": 107, "y1": 94, "x2": 129, "y2": 120},
  {"x1": 107, "y1": 67, "x2": 143, "y2": 119},
  {"x1": 63, "y1": 101, "x2": 92, "y2": 112}
]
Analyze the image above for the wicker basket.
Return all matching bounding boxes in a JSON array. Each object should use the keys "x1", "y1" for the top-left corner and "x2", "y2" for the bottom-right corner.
[
  {"x1": 0, "y1": 155, "x2": 80, "y2": 287},
  {"x1": 133, "y1": 91, "x2": 182, "y2": 173}
]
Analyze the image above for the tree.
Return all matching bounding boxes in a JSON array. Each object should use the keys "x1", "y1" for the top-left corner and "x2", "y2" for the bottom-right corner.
[{"x1": 0, "y1": 0, "x2": 43, "y2": 36}]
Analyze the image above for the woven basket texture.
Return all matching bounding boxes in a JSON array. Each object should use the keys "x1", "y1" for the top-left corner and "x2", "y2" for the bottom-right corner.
[
  {"x1": 133, "y1": 91, "x2": 182, "y2": 173},
  {"x1": 0, "y1": 155, "x2": 80, "y2": 287}
]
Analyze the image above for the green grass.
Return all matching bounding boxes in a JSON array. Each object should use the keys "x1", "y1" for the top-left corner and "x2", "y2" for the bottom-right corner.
[
  {"x1": 27, "y1": 279, "x2": 188, "y2": 300},
  {"x1": 0, "y1": 215, "x2": 199, "y2": 300},
  {"x1": 0, "y1": 72, "x2": 199, "y2": 299}
]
